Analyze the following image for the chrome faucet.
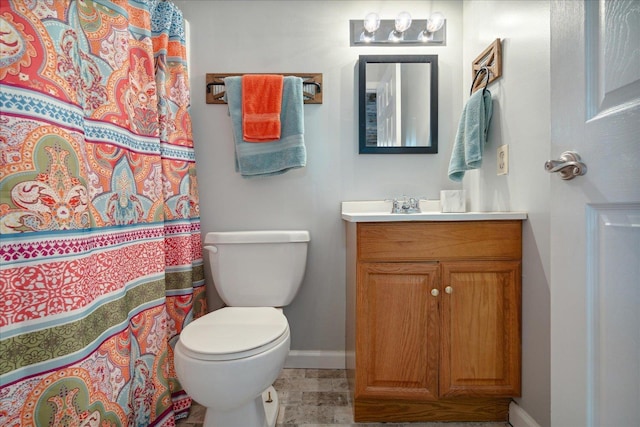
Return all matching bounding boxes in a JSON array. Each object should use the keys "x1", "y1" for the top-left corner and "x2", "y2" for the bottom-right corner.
[{"x1": 391, "y1": 196, "x2": 421, "y2": 214}]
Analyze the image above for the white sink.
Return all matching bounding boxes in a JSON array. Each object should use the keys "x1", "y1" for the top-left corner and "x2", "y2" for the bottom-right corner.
[{"x1": 341, "y1": 200, "x2": 528, "y2": 222}]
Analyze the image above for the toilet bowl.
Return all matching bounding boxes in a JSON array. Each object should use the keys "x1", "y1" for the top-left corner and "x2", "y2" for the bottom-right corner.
[
  {"x1": 174, "y1": 230, "x2": 310, "y2": 427},
  {"x1": 175, "y1": 307, "x2": 290, "y2": 427}
]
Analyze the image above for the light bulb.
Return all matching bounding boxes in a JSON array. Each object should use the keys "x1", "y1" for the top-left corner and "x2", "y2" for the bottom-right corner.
[
  {"x1": 360, "y1": 12, "x2": 380, "y2": 42},
  {"x1": 389, "y1": 11, "x2": 411, "y2": 41},
  {"x1": 426, "y1": 12, "x2": 445, "y2": 33},
  {"x1": 394, "y1": 11, "x2": 412, "y2": 33},
  {"x1": 363, "y1": 12, "x2": 380, "y2": 33}
]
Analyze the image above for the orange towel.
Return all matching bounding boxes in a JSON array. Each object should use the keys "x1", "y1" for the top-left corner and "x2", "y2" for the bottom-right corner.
[{"x1": 242, "y1": 74, "x2": 284, "y2": 142}]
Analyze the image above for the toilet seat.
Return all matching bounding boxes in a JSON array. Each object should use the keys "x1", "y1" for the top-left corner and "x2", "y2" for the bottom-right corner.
[{"x1": 178, "y1": 307, "x2": 289, "y2": 361}]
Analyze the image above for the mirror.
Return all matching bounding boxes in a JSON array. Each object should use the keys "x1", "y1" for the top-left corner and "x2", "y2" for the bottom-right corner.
[{"x1": 359, "y1": 55, "x2": 438, "y2": 154}]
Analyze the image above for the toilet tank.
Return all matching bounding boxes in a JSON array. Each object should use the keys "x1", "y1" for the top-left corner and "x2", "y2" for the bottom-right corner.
[{"x1": 203, "y1": 230, "x2": 310, "y2": 307}]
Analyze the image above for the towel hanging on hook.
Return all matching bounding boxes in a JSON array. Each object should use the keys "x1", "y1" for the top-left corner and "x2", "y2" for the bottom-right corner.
[
  {"x1": 449, "y1": 66, "x2": 494, "y2": 182},
  {"x1": 470, "y1": 66, "x2": 491, "y2": 95}
]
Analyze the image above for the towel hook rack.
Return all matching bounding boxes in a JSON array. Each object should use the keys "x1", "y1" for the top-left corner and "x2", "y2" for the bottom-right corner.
[
  {"x1": 205, "y1": 73, "x2": 323, "y2": 104},
  {"x1": 470, "y1": 38, "x2": 502, "y2": 94}
]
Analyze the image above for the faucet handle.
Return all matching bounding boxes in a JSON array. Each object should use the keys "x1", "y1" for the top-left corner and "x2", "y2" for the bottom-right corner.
[
  {"x1": 391, "y1": 198, "x2": 403, "y2": 213},
  {"x1": 385, "y1": 197, "x2": 403, "y2": 213},
  {"x1": 406, "y1": 197, "x2": 421, "y2": 213}
]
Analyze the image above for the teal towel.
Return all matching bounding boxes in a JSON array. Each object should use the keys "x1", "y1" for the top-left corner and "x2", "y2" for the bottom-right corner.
[
  {"x1": 448, "y1": 89, "x2": 493, "y2": 182},
  {"x1": 224, "y1": 76, "x2": 306, "y2": 178}
]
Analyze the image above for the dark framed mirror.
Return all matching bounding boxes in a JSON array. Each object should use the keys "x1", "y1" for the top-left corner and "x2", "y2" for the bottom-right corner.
[{"x1": 359, "y1": 55, "x2": 438, "y2": 154}]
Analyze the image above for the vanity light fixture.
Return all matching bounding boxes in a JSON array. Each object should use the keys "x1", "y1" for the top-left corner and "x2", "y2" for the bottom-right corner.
[{"x1": 350, "y1": 12, "x2": 446, "y2": 46}]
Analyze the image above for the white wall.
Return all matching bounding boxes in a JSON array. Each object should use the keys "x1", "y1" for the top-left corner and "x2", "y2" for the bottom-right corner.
[
  {"x1": 462, "y1": 2, "x2": 551, "y2": 426},
  {"x1": 175, "y1": 0, "x2": 464, "y2": 354}
]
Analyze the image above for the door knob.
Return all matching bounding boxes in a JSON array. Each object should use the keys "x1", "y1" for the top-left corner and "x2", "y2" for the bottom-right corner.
[
  {"x1": 445, "y1": 286, "x2": 453, "y2": 294},
  {"x1": 431, "y1": 289, "x2": 439, "y2": 297},
  {"x1": 544, "y1": 151, "x2": 587, "y2": 180}
]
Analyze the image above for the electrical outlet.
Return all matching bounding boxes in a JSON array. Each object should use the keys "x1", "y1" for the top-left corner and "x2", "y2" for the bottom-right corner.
[{"x1": 497, "y1": 144, "x2": 509, "y2": 175}]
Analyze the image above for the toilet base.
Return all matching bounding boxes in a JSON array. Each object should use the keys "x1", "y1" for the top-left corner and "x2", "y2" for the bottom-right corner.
[{"x1": 202, "y1": 386, "x2": 279, "y2": 427}]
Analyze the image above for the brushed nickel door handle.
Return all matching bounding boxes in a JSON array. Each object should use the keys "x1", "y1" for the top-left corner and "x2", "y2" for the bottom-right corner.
[{"x1": 544, "y1": 151, "x2": 587, "y2": 180}]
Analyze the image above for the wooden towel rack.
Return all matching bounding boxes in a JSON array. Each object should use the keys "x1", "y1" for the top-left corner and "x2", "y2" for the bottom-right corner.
[
  {"x1": 471, "y1": 39, "x2": 502, "y2": 94},
  {"x1": 205, "y1": 73, "x2": 323, "y2": 104}
]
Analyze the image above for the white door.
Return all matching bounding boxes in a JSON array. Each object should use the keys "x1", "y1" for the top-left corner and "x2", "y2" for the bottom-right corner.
[{"x1": 550, "y1": 1, "x2": 640, "y2": 427}]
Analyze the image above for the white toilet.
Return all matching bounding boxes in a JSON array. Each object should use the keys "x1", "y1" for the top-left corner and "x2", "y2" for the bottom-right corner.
[{"x1": 174, "y1": 230, "x2": 310, "y2": 427}]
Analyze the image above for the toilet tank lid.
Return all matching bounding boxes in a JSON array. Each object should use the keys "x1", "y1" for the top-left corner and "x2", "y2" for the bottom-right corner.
[{"x1": 205, "y1": 230, "x2": 310, "y2": 244}]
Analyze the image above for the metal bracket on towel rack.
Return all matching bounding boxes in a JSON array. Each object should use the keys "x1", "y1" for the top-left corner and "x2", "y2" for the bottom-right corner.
[{"x1": 205, "y1": 73, "x2": 323, "y2": 104}]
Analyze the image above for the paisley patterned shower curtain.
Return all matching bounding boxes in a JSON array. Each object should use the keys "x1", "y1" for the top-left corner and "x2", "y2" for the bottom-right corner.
[{"x1": 0, "y1": 1, "x2": 206, "y2": 425}]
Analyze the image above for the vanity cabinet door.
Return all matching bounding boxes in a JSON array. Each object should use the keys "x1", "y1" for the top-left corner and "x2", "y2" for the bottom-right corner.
[
  {"x1": 356, "y1": 262, "x2": 440, "y2": 401},
  {"x1": 439, "y1": 260, "x2": 522, "y2": 398}
]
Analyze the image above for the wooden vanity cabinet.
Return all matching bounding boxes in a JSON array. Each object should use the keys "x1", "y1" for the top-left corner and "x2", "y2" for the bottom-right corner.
[{"x1": 346, "y1": 220, "x2": 522, "y2": 422}]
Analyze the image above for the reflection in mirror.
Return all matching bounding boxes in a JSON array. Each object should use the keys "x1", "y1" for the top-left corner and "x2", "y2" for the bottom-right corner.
[{"x1": 359, "y1": 55, "x2": 438, "y2": 154}]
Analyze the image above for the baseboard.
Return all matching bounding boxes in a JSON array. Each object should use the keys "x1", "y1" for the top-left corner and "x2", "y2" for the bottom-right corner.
[
  {"x1": 284, "y1": 350, "x2": 346, "y2": 369},
  {"x1": 509, "y1": 401, "x2": 542, "y2": 427}
]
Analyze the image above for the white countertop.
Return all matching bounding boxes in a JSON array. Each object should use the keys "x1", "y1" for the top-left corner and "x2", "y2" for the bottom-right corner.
[{"x1": 341, "y1": 201, "x2": 528, "y2": 223}]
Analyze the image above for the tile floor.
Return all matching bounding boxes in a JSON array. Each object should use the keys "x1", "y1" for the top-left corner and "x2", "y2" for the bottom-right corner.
[{"x1": 176, "y1": 368, "x2": 512, "y2": 427}]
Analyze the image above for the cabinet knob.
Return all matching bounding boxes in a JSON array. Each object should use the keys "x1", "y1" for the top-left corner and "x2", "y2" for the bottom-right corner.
[
  {"x1": 445, "y1": 286, "x2": 453, "y2": 294},
  {"x1": 431, "y1": 289, "x2": 440, "y2": 297}
]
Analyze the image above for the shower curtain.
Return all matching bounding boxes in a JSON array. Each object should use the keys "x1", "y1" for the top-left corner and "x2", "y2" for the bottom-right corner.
[{"x1": 0, "y1": 1, "x2": 206, "y2": 425}]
